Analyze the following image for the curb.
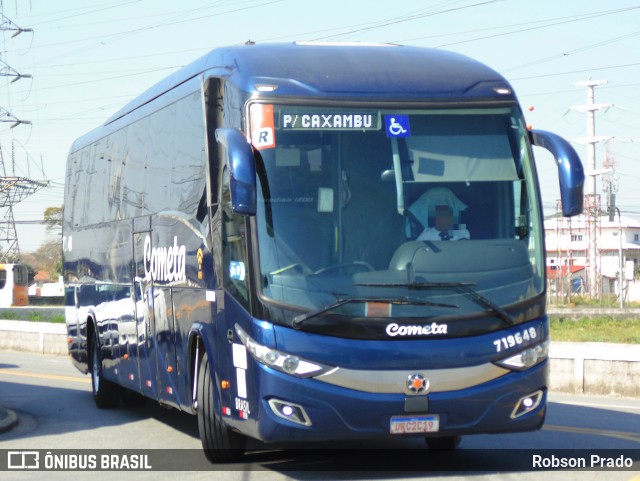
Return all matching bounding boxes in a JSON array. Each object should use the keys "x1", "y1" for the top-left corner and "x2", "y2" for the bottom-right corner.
[{"x1": 0, "y1": 405, "x2": 18, "y2": 434}]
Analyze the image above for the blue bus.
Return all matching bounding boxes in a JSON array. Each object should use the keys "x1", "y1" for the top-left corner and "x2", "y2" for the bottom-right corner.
[{"x1": 63, "y1": 42, "x2": 584, "y2": 462}]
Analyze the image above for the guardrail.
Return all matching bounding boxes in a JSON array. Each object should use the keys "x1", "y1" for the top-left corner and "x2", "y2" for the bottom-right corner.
[
  {"x1": 0, "y1": 320, "x2": 68, "y2": 355},
  {"x1": 0, "y1": 319, "x2": 638, "y2": 398},
  {"x1": 549, "y1": 342, "x2": 639, "y2": 398}
]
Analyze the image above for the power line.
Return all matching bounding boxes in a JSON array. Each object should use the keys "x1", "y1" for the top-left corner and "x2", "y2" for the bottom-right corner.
[
  {"x1": 432, "y1": 5, "x2": 640, "y2": 49},
  {"x1": 16, "y1": 0, "x2": 285, "y2": 66},
  {"x1": 253, "y1": 0, "x2": 500, "y2": 43},
  {"x1": 20, "y1": 0, "x2": 142, "y2": 27},
  {"x1": 510, "y1": 61, "x2": 640, "y2": 82},
  {"x1": 4, "y1": 65, "x2": 182, "y2": 95},
  {"x1": 505, "y1": 28, "x2": 640, "y2": 73}
]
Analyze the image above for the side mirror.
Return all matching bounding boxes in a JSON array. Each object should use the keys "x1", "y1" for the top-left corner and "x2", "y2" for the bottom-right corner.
[
  {"x1": 530, "y1": 130, "x2": 585, "y2": 217},
  {"x1": 215, "y1": 128, "x2": 257, "y2": 215}
]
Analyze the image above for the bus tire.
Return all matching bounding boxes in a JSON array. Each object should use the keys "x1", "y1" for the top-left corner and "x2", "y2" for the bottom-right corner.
[
  {"x1": 90, "y1": 329, "x2": 121, "y2": 408},
  {"x1": 425, "y1": 435, "x2": 461, "y2": 450},
  {"x1": 197, "y1": 351, "x2": 245, "y2": 463}
]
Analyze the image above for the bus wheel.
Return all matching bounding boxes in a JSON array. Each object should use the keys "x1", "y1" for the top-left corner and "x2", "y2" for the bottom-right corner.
[
  {"x1": 425, "y1": 436, "x2": 461, "y2": 450},
  {"x1": 197, "y1": 351, "x2": 245, "y2": 463},
  {"x1": 90, "y1": 330, "x2": 121, "y2": 408}
]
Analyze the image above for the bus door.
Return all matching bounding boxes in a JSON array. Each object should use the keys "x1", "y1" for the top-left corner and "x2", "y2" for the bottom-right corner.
[
  {"x1": 132, "y1": 216, "x2": 157, "y2": 399},
  {"x1": 151, "y1": 283, "x2": 179, "y2": 406},
  {"x1": 111, "y1": 221, "x2": 141, "y2": 393},
  {"x1": 134, "y1": 216, "x2": 181, "y2": 406}
]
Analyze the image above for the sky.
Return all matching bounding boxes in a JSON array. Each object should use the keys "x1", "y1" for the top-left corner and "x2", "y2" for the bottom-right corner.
[{"x1": 1, "y1": 0, "x2": 639, "y2": 253}]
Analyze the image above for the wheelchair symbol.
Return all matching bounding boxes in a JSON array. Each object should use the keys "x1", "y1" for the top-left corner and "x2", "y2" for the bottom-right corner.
[
  {"x1": 384, "y1": 115, "x2": 410, "y2": 137},
  {"x1": 388, "y1": 118, "x2": 407, "y2": 135}
]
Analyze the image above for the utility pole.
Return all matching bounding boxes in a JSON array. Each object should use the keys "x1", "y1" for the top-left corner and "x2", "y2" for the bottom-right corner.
[
  {"x1": 603, "y1": 148, "x2": 625, "y2": 308},
  {"x1": 603, "y1": 145, "x2": 620, "y2": 221},
  {"x1": 571, "y1": 80, "x2": 612, "y2": 299}
]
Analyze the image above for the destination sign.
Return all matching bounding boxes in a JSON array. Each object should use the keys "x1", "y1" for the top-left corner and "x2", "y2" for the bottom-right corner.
[{"x1": 281, "y1": 112, "x2": 379, "y2": 130}]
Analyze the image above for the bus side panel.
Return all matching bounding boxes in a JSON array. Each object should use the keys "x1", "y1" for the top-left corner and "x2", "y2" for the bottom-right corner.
[
  {"x1": 172, "y1": 287, "x2": 216, "y2": 412},
  {"x1": 153, "y1": 285, "x2": 178, "y2": 405},
  {"x1": 64, "y1": 226, "x2": 121, "y2": 380},
  {"x1": 146, "y1": 215, "x2": 214, "y2": 410},
  {"x1": 132, "y1": 221, "x2": 156, "y2": 400},
  {"x1": 75, "y1": 283, "x2": 97, "y2": 373},
  {"x1": 116, "y1": 247, "x2": 142, "y2": 392},
  {"x1": 135, "y1": 278, "x2": 156, "y2": 400},
  {"x1": 212, "y1": 293, "x2": 269, "y2": 438}
]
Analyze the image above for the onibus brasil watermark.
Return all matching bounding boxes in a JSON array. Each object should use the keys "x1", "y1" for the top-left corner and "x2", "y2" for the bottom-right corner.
[
  {"x1": 6, "y1": 451, "x2": 152, "y2": 471},
  {"x1": 3, "y1": 449, "x2": 637, "y2": 471},
  {"x1": 533, "y1": 453, "x2": 634, "y2": 469}
]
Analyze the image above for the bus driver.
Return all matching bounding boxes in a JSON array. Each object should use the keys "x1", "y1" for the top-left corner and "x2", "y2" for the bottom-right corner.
[{"x1": 407, "y1": 187, "x2": 470, "y2": 241}]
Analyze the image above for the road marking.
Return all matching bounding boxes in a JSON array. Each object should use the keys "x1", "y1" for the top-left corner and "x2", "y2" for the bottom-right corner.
[
  {"x1": 545, "y1": 424, "x2": 640, "y2": 443},
  {"x1": 0, "y1": 369, "x2": 90, "y2": 384}
]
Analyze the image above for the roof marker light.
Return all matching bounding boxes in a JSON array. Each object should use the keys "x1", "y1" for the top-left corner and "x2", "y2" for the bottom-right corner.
[
  {"x1": 494, "y1": 87, "x2": 512, "y2": 95},
  {"x1": 255, "y1": 84, "x2": 278, "y2": 92}
]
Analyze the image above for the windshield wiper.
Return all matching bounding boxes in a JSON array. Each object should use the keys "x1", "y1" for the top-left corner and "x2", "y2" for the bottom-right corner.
[
  {"x1": 292, "y1": 296, "x2": 458, "y2": 329},
  {"x1": 455, "y1": 284, "x2": 515, "y2": 325},
  {"x1": 355, "y1": 281, "x2": 475, "y2": 290},
  {"x1": 355, "y1": 281, "x2": 514, "y2": 325}
]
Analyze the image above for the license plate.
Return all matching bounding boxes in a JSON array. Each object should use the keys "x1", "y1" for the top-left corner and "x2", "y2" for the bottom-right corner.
[{"x1": 390, "y1": 414, "x2": 440, "y2": 434}]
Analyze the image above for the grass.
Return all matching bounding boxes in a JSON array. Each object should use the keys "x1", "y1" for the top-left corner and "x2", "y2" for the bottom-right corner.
[
  {"x1": 0, "y1": 310, "x2": 66, "y2": 324},
  {"x1": 551, "y1": 294, "x2": 640, "y2": 309},
  {"x1": 549, "y1": 317, "x2": 640, "y2": 344},
  {"x1": 1, "y1": 308, "x2": 638, "y2": 343},
  {"x1": 34, "y1": 313, "x2": 66, "y2": 323}
]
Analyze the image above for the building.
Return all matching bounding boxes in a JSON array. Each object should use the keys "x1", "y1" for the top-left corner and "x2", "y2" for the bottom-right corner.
[{"x1": 544, "y1": 213, "x2": 640, "y2": 302}]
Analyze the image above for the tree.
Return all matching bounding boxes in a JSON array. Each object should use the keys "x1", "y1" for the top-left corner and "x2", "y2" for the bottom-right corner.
[
  {"x1": 22, "y1": 239, "x2": 61, "y2": 279},
  {"x1": 20, "y1": 205, "x2": 63, "y2": 280},
  {"x1": 44, "y1": 206, "x2": 62, "y2": 234}
]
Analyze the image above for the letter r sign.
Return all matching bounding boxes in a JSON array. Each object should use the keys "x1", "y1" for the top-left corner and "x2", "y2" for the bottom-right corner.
[
  {"x1": 255, "y1": 127, "x2": 274, "y2": 149},
  {"x1": 250, "y1": 104, "x2": 276, "y2": 149}
]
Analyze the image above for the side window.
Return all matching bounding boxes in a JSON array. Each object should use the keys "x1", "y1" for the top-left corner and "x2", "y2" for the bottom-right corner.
[
  {"x1": 221, "y1": 167, "x2": 250, "y2": 309},
  {"x1": 14, "y1": 266, "x2": 28, "y2": 286}
]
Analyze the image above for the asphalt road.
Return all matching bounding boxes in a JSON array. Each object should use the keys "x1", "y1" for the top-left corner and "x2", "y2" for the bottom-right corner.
[{"x1": 0, "y1": 351, "x2": 639, "y2": 481}]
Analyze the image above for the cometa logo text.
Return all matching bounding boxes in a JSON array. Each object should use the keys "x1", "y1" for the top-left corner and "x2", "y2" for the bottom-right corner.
[
  {"x1": 385, "y1": 322, "x2": 448, "y2": 337},
  {"x1": 144, "y1": 235, "x2": 187, "y2": 283}
]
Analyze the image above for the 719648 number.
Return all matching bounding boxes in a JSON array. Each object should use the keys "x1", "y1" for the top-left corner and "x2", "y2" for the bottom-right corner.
[{"x1": 493, "y1": 327, "x2": 537, "y2": 352}]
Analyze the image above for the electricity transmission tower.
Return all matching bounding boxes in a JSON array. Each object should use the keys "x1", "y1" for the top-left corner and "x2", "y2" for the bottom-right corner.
[
  {"x1": 0, "y1": 149, "x2": 48, "y2": 261},
  {"x1": 0, "y1": 6, "x2": 47, "y2": 261}
]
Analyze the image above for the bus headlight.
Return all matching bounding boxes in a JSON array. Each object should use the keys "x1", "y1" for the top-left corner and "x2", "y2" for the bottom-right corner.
[
  {"x1": 495, "y1": 340, "x2": 550, "y2": 371},
  {"x1": 235, "y1": 324, "x2": 334, "y2": 378}
]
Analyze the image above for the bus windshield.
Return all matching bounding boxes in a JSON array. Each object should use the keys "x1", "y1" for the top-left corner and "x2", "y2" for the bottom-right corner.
[{"x1": 253, "y1": 105, "x2": 544, "y2": 320}]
